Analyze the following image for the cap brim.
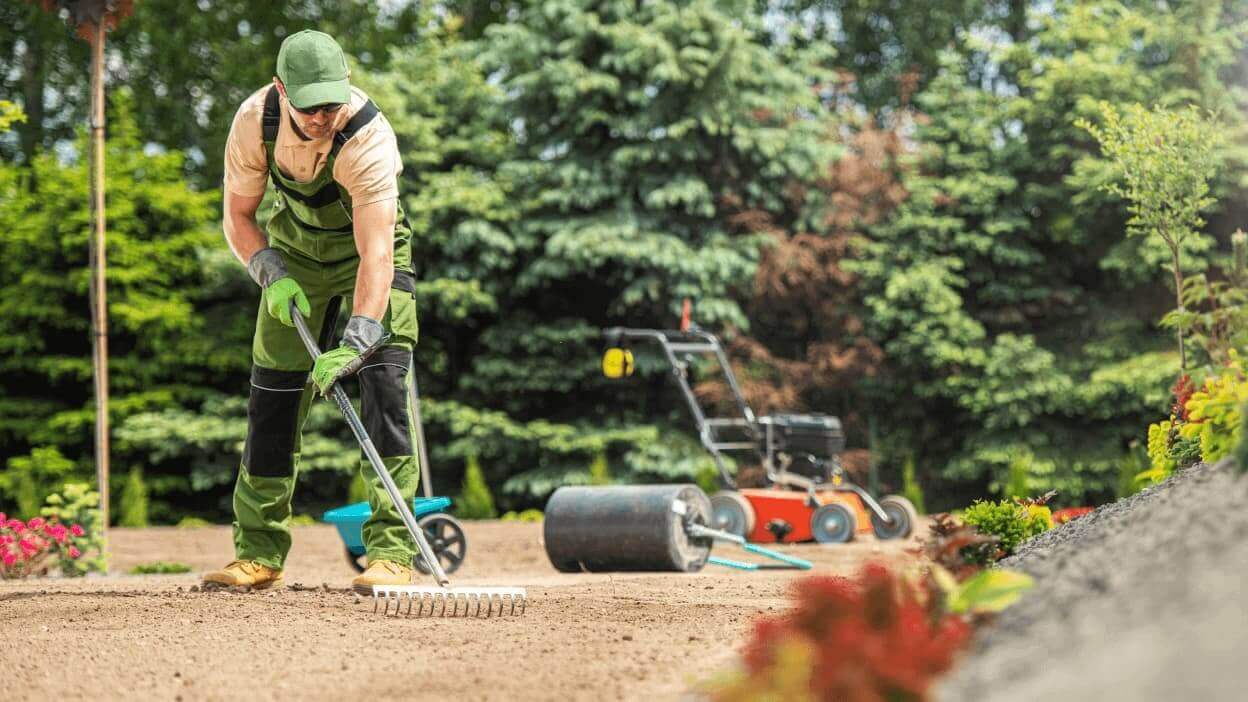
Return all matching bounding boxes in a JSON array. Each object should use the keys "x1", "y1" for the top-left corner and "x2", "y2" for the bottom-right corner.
[{"x1": 287, "y1": 78, "x2": 350, "y2": 109}]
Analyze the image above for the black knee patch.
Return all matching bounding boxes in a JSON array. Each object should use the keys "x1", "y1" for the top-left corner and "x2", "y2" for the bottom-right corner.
[
  {"x1": 358, "y1": 346, "x2": 413, "y2": 458},
  {"x1": 244, "y1": 366, "x2": 308, "y2": 477}
]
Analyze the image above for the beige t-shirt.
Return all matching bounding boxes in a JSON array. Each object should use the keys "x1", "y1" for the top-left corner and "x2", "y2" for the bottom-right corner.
[{"x1": 223, "y1": 85, "x2": 401, "y2": 208}]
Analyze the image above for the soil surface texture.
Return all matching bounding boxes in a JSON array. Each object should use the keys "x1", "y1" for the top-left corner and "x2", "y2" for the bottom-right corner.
[
  {"x1": 3, "y1": 519, "x2": 919, "y2": 701},
  {"x1": 939, "y1": 459, "x2": 1248, "y2": 700}
]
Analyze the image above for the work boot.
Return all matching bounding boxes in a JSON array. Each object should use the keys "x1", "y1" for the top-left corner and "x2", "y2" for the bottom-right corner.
[
  {"x1": 202, "y1": 559, "x2": 283, "y2": 590},
  {"x1": 351, "y1": 559, "x2": 412, "y2": 594}
]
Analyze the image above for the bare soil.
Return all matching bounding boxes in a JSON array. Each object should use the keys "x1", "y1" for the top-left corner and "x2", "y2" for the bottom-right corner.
[{"x1": 3, "y1": 520, "x2": 920, "y2": 701}]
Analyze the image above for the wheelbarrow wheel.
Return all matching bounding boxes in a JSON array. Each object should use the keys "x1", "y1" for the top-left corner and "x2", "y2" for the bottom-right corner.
[
  {"x1": 710, "y1": 491, "x2": 756, "y2": 538},
  {"x1": 870, "y1": 495, "x2": 918, "y2": 540},
  {"x1": 346, "y1": 547, "x2": 367, "y2": 573},
  {"x1": 413, "y1": 513, "x2": 467, "y2": 575},
  {"x1": 811, "y1": 502, "x2": 856, "y2": 543}
]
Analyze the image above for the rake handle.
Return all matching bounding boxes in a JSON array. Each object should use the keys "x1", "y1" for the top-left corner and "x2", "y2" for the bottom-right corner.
[{"x1": 291, "y1": 303, "x2": 451, "y2": 588}]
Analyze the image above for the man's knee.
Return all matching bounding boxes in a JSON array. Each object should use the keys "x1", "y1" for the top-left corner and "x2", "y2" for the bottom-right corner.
[
  {"x1": 358, "y1": 346, "x2": 413, "y2": 457},
  {"x1": 244, "y1": 365, "x2": 308, "y2": 477}
]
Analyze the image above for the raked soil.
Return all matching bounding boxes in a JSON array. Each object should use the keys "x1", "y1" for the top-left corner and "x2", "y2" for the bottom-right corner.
[
  {"x1": 938, "y1": 459, "x2": 1248, "y2": 701},
  {"x1": 3, "y1": 519, "x2": 920, "y2": 701}
]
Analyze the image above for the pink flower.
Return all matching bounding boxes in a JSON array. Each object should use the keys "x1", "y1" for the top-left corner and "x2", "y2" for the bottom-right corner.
[
  {"x1": 2, "y1": 551, "x2": 15, "y2": 567},
  {"x1": 0, "y1": 512, "x2": 6, "y2": 523},
  {"x1": 6, "y1": 519, "x2": 24, "y2": 532},
  {"x1": 27, "y1": 517, "x2": 44, "y2": 530},
  {"x1": 19, "y1": 538, "x2": 37, "y2": 556},
  {"x1": 68, "y1": 546, "x2": 81, "y2": 559},
  {"x1": 70, "y1": 524, "x2": 85, "y2": 537}
]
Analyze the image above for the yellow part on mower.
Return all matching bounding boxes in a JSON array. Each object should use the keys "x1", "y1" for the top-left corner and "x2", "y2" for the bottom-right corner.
[{"x1": 602, "y1": 347, "x2": 634, "y2": 378}]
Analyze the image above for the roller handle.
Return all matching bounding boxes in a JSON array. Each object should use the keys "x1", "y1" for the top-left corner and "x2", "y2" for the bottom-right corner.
[
  {"x1": 290, "y1": 302, "x2": 451, "y2": 588},
  {"x1": 687, "y1": 523, "x2": 813, "y2": 571}
]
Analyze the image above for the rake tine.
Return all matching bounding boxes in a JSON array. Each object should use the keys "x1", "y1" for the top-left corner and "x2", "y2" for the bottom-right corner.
[{"x1": 373, "y1": 591, "x2": 379, "y2": 614}]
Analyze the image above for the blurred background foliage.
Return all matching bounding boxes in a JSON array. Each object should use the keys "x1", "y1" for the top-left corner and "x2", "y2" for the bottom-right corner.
[{"x1": 1, "y1": 0, "x2": 1246, "y2": 522}]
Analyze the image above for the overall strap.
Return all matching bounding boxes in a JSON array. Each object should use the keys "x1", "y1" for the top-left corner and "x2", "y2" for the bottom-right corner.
[
  {"x1": 330, "y1": 101, "x2": 380, "y2": 158},
  {"x1": 262, "y1": 85, "x2": 281, "y2": 143}
]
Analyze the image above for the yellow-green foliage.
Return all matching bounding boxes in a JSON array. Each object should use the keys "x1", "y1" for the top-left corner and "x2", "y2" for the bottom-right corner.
[
  {"x1": 501, "y1": 509, "x2": 544, "y2": 522},
  {"x1": 962, "y1": 499, "x2": 1053, "y2": 565},
  {"x1": 1179, "y1": 364, "x2": 1248, "y2": 464},
  {"x1": 118, "y1": 467, "x2": 150, "y2": 528},
  {"x1": 588, "y1": 451, "x2": 611, "y2": 486},
  {"x1": 1139, "y1": 420, "x2": 1179, "y2": 486},
  {"x1": 457, "y1": 454, "x2": 497, "y2": 519}
]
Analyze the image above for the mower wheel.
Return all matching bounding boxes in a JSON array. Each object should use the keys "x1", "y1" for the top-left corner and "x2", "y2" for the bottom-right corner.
[
  {"x1": 811, "y1": 502, "x2": 856, "y2": 543},
  {"x1": 413, "y1": 513, "x2": 467, "y2": 575},
  {"x1": 710, "y1": 491, "x2": 756, "y2": 538},
  {"x1": 870, "y1": 495, "x2": 918, "y2": 540}
]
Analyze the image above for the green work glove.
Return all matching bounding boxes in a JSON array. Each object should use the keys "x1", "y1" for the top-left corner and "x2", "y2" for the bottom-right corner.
[
  {"x1": 248, "y1": 247, "x2": 310, "y2": 327},
  {"x1": 311, "y1": 315, "x2": 389, "y2": 396},
  {"x1": 265, "y1": 278, "x2": 311, "y2": 327}
]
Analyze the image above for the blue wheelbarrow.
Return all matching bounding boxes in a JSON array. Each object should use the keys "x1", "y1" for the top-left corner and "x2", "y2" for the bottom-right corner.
[{"x1": 323, "y1": 497, "x2": 468, "y2": 574}]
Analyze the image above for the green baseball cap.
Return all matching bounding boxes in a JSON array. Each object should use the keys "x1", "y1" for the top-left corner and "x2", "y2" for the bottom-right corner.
[{"x1": 276, "y1": 30, "x2": 350, "y2": 108}]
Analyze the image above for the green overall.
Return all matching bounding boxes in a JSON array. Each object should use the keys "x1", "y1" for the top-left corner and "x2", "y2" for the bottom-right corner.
[{"x1": 232, "y1": 86, "x2": 420, "y2": 570}]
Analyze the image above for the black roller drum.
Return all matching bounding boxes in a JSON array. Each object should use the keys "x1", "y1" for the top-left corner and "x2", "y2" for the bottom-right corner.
[{"x1": 543, "y1": 485, "x2": 713, "y2": 573}]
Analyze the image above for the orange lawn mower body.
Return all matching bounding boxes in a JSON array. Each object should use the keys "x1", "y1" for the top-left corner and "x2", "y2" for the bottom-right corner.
[{"x1": 602, "y1": 325, "x2": 918, "y2": 545}]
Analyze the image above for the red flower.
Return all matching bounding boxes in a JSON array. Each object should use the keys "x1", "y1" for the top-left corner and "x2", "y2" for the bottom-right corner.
[
  {"x1": 725, "y1": 563, "x2": 971, "y2": 701},
  {"x1": 70, "y1": 524, "x2": 85, "y2": 537}
]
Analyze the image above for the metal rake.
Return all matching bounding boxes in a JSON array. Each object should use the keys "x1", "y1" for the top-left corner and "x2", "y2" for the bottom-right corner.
[{"x1": 292, "y1": 303, "x2": 527, "y2": 617}]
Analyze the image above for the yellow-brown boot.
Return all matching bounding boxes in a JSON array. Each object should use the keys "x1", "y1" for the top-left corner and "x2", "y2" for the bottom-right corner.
[
  {"x1": 351, "y1": 559, "x2": 413, "y2": 595},
  {"x1": 202, "y1": 559, "x2": 283, "y2": 590}
]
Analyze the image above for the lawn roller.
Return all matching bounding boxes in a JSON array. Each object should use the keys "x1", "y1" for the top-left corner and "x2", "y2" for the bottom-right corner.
[
  {"x1": 292, "y1": 302, "x2": 525, "y2": 617},
  {"x1": 543, "y1": 485, "x2": 812, "y2": 573},
  {"x1": 600, "y1": 324, "x2": 918, "y2": 545}
]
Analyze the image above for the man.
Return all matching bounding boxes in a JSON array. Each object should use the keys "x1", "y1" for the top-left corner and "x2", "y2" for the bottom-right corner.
[{"x1": 204, "y1": 29, "x2": 420, "y2": 594}]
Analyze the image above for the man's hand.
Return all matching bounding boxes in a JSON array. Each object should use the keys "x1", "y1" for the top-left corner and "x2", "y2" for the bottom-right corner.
[
  {"x1": 265, "y1": 278, "x2": 311, "y2": 327},
  {"x1": 248, "y1": 247, "x2": 311, "y2": 327},
  {"x1": 311, "y1": 315, "x2": 388, "y2": 396}
]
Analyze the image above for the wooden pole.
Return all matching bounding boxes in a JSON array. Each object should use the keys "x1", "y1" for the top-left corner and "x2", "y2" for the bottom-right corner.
[{"x1": 88, "y1": 18, "x2": 110, "y2": 547}]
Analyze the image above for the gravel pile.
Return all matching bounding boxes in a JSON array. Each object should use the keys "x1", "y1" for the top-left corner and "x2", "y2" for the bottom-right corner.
[{"x1": 938, "y1": 459, "x2": 1248, "y2": 701}]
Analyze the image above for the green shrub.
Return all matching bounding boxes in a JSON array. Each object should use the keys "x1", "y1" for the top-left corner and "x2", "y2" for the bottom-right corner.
[
  {"x1": 1002, "y1": 451, "x2": 1031, "y2": 500},
  {"x1": 588, "y1": 451, "x2": 611, "y2": 486},
  {"x1": 1235, "y1": 400, "x2": 1248, "y2": 474},
  {"x1": 1, "y1": 447, "x2": 78, "y2": 518},
  {"x1": 175, "y1": 516, "x2": 212, "y2": 529},
  {"x1": 1116, "y1": 446, "x2": 1148, "y2": 499},
  {"x1": 694, "y1": 462, "x2": 721, "y2": 497},
  {"x1": 901, "y1": 456, "x2": 926, "y2": 514},
  {"x1": 40, "y1": 483, "x2": 107, "y2": 576},
  {"x1": 1179, "y1": 363, "x2": 1248, "y2": 464},
  {"x1": 347, "y1": 471, "x2": 370, "y2": 504},
  {"x1": 129, "y1": 561, "x2": 192, "y2": 575},
  {"x1": 456, "y1": 455, "x2": 497, "y2": 519},
  {"x1": 501, "y1": 509, "x2": 544, "y2": 522},
  {"x1": 961, "y1": 499, "x2": 1053, "y2": 565},
  {"x1": 118, "y1": 467, "x2": 150, "y2": 528}
]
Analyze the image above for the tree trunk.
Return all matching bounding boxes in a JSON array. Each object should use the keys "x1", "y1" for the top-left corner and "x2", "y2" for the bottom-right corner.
[
  {"x1": 18, "y1": 9, "x2": 47, "y2": 163},
  {"x1": 1171, "y1": 244, "x2": 1187, "y2": 373}
]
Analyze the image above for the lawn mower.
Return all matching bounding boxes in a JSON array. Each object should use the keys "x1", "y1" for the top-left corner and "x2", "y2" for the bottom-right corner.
[{"x1": 601, "y1": 324, "x2": 917, "y2": 545}]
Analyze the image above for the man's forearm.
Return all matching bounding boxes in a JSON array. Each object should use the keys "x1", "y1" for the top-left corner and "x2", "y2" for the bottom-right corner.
[
  {"x1": 223, "y1": 208, "x2": 269, "y2": 267},
  {"x1": 353, "y1": 253, "x2": 393, "y2": 321}
]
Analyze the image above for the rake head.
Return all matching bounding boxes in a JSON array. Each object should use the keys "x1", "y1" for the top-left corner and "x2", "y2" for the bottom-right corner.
[{"x1": 372, "y1": 585, "x2": 528, "y2": 617}]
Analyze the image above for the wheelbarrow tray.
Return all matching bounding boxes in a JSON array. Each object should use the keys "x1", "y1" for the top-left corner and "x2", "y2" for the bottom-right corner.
[{"x1": 323, "y1": 497, "x2": 453, "y2": 557}]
